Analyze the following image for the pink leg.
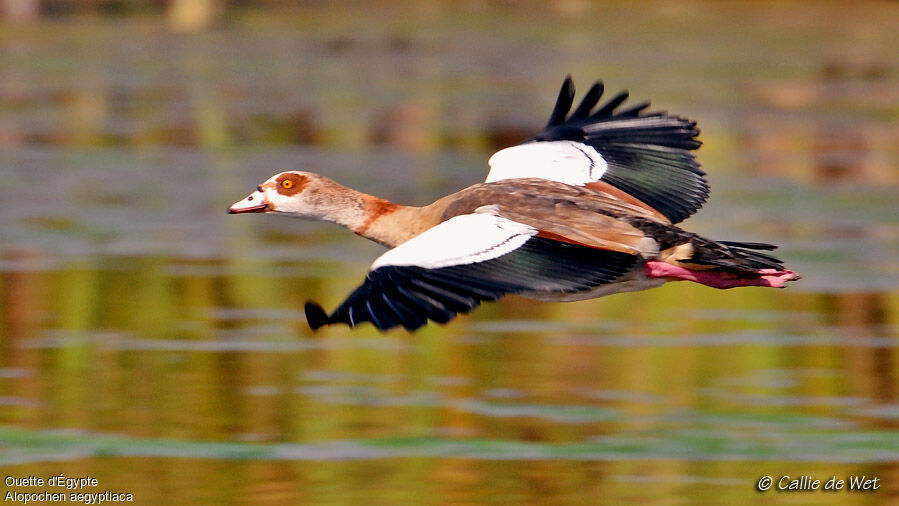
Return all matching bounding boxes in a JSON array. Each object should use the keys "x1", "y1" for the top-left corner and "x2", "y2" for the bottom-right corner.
[{"x1": 644, "y1": 261, "x2": 800, "y2": 289}]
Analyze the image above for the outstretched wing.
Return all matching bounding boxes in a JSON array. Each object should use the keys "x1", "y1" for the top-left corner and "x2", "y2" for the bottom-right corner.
[
  {"x1": 304, "y1": 213, "x2": 638, "y2": 331},
  {"x1": 485, "y1": 76, "x2": 708, "y2": 224}
]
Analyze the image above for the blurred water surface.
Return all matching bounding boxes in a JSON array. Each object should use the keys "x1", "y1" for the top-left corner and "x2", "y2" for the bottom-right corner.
[{"x1": 1, "y1": 2, "x2": 898, "y2": 504}]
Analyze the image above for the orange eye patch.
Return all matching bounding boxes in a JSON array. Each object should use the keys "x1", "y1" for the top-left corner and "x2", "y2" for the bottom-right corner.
[{"x1": 275, "y1": 173, "x2": 307, "y2": 196}]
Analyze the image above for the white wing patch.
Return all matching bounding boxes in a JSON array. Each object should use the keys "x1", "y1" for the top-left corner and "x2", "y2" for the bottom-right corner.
[
  {"x1": 485, "y1": 140, "x2": 608, "y2": 185},
  {"x1": 371, "y1": 213, "x2": 538, "y2": 270}
]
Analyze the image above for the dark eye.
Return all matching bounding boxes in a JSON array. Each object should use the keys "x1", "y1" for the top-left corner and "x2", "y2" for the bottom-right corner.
[{"x1": 248, "y1": 195, "x2": 254, "y2": 201}]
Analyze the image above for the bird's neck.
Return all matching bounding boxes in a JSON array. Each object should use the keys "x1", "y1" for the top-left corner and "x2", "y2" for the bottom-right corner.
[{"x1": 310, "y1": 180, "x2": 429, "y2": 248}]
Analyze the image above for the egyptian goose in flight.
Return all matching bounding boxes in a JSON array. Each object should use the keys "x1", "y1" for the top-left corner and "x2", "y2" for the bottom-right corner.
[{"x1": 229, "y1": 77, "x2": 799, "y2": 331}]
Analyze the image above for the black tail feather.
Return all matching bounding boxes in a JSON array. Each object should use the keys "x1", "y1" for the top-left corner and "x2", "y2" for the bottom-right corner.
[
  {"x1": 690, "y1": 240, "x2": 786, "y2": 272},
  {"x1": 718, "y1": 240, "x2": 779, "y2": 251}
]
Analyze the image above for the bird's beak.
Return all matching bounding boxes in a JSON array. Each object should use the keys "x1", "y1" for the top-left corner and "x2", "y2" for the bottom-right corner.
[{"x1": 228, "y1": 190, "x2": 270, "y2": 214}]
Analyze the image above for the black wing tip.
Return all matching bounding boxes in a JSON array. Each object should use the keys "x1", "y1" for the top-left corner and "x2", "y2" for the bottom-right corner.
[
  {"x1": 304, "y1": 301, "x2": 331, "y2": 330},
  {"x1": 304, "y1": 294, "x2": 438, "y2": 333},
  {"x1": 540, "y1": 76, "x2": 702, "y2": 149}
]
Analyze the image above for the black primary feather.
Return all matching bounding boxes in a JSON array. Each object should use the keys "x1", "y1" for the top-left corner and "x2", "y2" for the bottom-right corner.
[
  {"x1": 304, "y1": 302, "x2": 331, "y2": 330},
  {"x1": 532, "y1": 77, "x2": 709, "y2": 224},
  {"x1": 546, "y1": 76, "x2": 576, "y2": 128}
]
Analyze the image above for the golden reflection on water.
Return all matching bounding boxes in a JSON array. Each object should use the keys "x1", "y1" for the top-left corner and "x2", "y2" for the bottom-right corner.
[{"x1": 1, "y1": 258, "x2": 898, "y2": 503}]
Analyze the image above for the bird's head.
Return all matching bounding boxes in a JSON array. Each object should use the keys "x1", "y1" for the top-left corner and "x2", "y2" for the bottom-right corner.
[{"x1": 228, "y1": 171, "x2": 331, "y2": 218}]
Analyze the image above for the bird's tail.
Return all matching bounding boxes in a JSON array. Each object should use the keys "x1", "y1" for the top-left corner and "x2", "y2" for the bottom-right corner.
[{"x1": 646, "y1": 238, "x2": 800, "y2": 289}]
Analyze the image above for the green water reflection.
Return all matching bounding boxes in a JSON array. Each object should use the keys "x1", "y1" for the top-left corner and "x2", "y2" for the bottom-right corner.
[{"x1": 1, "y1": 1, "x2": 898, "y2": 504}]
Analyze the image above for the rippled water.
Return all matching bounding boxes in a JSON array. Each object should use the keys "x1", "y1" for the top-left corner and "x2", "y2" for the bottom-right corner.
[{"x1": 1, "y1": 2, "x2": 897, "y2": 504}]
